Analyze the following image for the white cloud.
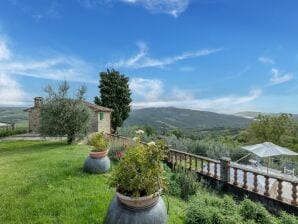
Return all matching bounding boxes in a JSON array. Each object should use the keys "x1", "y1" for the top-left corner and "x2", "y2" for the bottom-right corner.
[
  {"x1": 130, "y1": 77, "x2": 262, "y2": 113},
  {"x1": 130, "y1": 78, "x2": 163, "y2": 101},
  {"x1": 0, "y1": 73, "x2": 28, "y2": 106},
  {"x1": 0, "y1": 36, "x2": 98, "y2": 106},
  {"x1": 120, "y1": 0, "x2": 189, "y2": 17},
  {"x1": 109, "y1": 41, "x2": 222, "y2": 69},
  {"x1": 0, "y1": 57, "x2": 97, "y2": 84},
  {"x1": 0, "y1": 39, "x2": 10, "y2": 60},
  {"x1": 269, "y1": 68, "x2": 293, "y2": 85},
  {"x1": 258, "y1": 57, "x2": 274, "y2": 64},
  {"x1": 171, "y1": 88, "x2": 193, "y2": 101}
]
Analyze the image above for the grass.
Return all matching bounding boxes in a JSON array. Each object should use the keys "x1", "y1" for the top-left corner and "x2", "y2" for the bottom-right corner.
[{"x1": 0, "y1": 140, "x2": 186, "y2": 224}]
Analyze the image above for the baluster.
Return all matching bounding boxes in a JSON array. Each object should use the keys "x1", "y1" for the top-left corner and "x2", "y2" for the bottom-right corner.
[
  {"x1": 201, "y1": 159, "x2": 204, "y2": 173},
  {"x1": 276, "y1": 179, "x2": 283, "y2": 201},
  {"x1": 291, "y1": 183, "x2": 297, "y2": 206},
  {"x1": 253, "y1": 172, "x2": 258, "y2": 192},
  {"x1": 233, "y1": 168, "x2": 238, "y2": 186},
  {"x1": 207, "y1": 161, "x2": 211, "y2": 176},
  {"x1": 189, "y1": 156, "x2": 192, "y2": 171},
  {"x1": 179, "y1": 154, "x2": 182, "y2": 171},
  {"x1": 174, "y1": 152, "x2": 177, "y2": 170},
  {"x1": 195, "y1": 158, "x2": 198, "y2": 172},
  {"x1": 214, "y1": 162, "x2": 218, "y2": 179},
  {"x1": 168, "y1": 151, "x2": 172, "y2": 163},
  {"x1": 242, "y1": 170, "x2": 248, "y2": 189},
  {"x1": 264, "y1": 175, "x2": 270, "y2": 196},
  {"x1": 184, "y1": 154, "x2": 187, "y2": 172}
]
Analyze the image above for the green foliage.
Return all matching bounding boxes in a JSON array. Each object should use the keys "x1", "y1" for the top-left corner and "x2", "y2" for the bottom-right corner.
[
  {"x1": 172, "y1": 129, "x2": 184, "y2": 139},
  {"x1": 245, "y1": 114, "x2": 298, "y2": 151},
  {"x1": 108, "y1": 145, "x2": 125, "y2": 161},
  {"x1": 39, "y1": 81, "x2": 91, "y2": 144},
  {"x1": 0, "y1": 127, "x2": 27, "y2": 138},
  {"x1": 144, "y1": 125, "x2": 156, "y2": 136},
  {"x1": 124, "y1": 107, "x2": 251, "y2": 131},
  {"x1": 167, "y1": 171, "x2": 199, "y2": 201},
  {"x1": 94, "y1": 69, "x2": 132, "y2": 132},
  {"x1": 109, "y1": 140, "x2": 168, "y2": 197},
  {"x1": 279, "y1": 211, "x2": 298, "y2": 224},
  {"x1": 88, "y1": 132, "x2": 108, "y2": 151},
  {"x1": 239, "y1": 199, "x2": 276, "y2": 224},
  {"x1": 185, "y1": 195, "x2": 294, "y2": 224},
  {"x1": 185, "y1": 194, "x2": 242, "y2": 224}
]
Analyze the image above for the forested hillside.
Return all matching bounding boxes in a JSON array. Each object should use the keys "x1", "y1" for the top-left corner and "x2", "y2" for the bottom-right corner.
[{"x1": 124, "y1": 107, "x2": 252, "y2": 131}]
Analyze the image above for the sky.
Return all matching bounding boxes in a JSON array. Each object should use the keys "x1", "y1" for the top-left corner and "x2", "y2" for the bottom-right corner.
[{"x1": 0, "y1": 0, "x2": 298, "y2": 114}]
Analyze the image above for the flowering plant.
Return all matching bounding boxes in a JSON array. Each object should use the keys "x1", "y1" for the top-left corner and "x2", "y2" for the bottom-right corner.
[
  {"x1": 109, "y1": 138, "x2": 169, "y2": 197},
  {"x1": 88, "y1": 132, "x2": 109, "y2": 152}
]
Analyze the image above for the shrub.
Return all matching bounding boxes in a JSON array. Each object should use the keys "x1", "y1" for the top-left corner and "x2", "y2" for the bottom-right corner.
[
  {"x1": 0, "y1": 128, "x2": 27, "y2": 138},
  {"x1": 279, "y1": 211, "x2": 297, "y2": 224},
  {"x1": 109, "y1": 145, "x2": 125, "y2": 161},
  {"x1": 109, "y1": 140, "x2": 168, "y2": 197},
  {"x1": 88, "y1": 132, "x2": 108, "y2": 151},
  {"x1": 239, "y1": 199, "x2": 276, "y2": 224},
  {"x1": 185, "y1": 194, "x2": 242, "y2": 224},
  {"x1": 167, "y1": 171, "x2": 199, "y2": 201}
]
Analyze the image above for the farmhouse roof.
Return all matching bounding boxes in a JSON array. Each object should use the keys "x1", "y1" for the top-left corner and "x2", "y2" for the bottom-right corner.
[{"x1": 24, "y1": 101, "x2": 112, "y2": 112}]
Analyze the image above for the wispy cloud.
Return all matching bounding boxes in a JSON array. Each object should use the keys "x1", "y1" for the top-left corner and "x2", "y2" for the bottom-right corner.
[
  {"x1": 109, "y1": 41, "x2": 222, "y2": 69},
  {"x1": 0, "y1": 39, "x2": 10, "y2": 60},
  {"x1": 0, "y1": 37, "x2": 97, "y2": 84},
  {"x1": 269, "y1": 68, "x2": 294, "y2": 85},
  {"x1": 0, "y1": 35, "x2": 97, "y2": 105},
  {"x1": 131, "y1": 77, "x2": 262, "y2": 113},
  {"x1": 120, "y1": 0, "x2": 190, "y2": 17},
  {"x1": 258, "y1": 56, "x2": 274, "y2": 64},
  {"x1": 0, "y1": 57, "x2": 97, "y2": 84},
  {"x1": 130, "y1": 78, "x2": 163, "y2": 101},
  {"x1": 0, "y1": 72, "x2": 29, "y2": 106}
]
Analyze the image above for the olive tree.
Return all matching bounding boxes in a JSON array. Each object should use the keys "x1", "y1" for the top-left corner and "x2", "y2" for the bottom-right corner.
[{"x1": 40, "y1": 81, "x2": 91, "y2": 144}]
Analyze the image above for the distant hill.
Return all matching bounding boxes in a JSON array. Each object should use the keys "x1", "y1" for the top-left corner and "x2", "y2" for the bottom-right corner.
[
  {"x1": 0, "y1": 107, "x2": 28, "y2": 127},
  {"x1": 124, "y1": 107, "x2": 252, "y2": 131},
  {"x1": 234, "y1": 111, "x2": 298, "y2": 120}
]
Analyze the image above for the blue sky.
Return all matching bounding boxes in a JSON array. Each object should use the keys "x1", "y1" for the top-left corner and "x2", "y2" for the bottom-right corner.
[{"x1": 0, "y1": 0, "x2": 298, "y2": 113}]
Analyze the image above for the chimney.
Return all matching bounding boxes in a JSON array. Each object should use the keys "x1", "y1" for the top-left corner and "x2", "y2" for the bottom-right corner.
[{"x1": 34, "y1": 97, "x2": 43, "y2": 108}]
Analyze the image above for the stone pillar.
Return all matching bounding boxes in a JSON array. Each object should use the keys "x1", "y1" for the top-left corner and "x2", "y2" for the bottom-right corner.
[{"x1": 220, "y1": 157, "x2": 231, "y2": 183}]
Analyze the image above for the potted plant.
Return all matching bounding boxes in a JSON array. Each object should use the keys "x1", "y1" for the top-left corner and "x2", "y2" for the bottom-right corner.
[
  {"x1": 88, "y1": 132, "x2": 109, "y2": 159},
  {"x1": 105, "y1": 133, "x2": 169, "y2": 224},
  {"x1": 83, "y1": 132, "x2": 110, "y2": 174}
]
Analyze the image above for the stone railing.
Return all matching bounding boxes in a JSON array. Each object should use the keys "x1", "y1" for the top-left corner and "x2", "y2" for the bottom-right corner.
[
  {"x1": 168, "y1": 149, "x2": 220, "y2": 179},
  {"x1": 229, "y1": 161, "x2": 298, "y2": 206},
  {"x1": 105, "y1": 133, "x2": 298, "y2": 211}
]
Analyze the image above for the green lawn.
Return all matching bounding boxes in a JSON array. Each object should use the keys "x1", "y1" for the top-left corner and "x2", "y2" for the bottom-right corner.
[{"x1": 0, "y1": 140, "x2": 186, "y2": 224}]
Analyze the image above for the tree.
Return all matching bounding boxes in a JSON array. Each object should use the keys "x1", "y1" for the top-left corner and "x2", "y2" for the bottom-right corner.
[
  {"x1": 94, "y1": 69, "x2": 132, "y2": 132},
  {"x1": 245, "y1": 114, "x2": 297, "y2": 147},
  {"x1": 40, "y1": 81, "x2": 91, "y2": 144}
]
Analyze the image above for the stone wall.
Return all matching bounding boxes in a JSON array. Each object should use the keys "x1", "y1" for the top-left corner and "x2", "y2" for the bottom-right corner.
[
  {"x1": 98, "y1": 112, "x2": 111, "y2": 133},
  {"x1": 90, "y1": 111, "x2": 99, "y2": 133},
  {"x1": 28, "y1": 108, "x2": 41, "y2": 133}
]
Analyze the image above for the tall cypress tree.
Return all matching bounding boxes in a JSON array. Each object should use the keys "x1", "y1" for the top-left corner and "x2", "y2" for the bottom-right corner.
[{"x1": 94, "y1": 69, "x2": 132, "y2": 132}]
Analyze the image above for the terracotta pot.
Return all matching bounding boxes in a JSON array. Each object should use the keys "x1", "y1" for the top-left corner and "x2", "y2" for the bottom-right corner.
[
  {"x1": 89, "y1": 149, "x2": 108, "y2": 159},
  {"x1": 116, "y1": 189, "x2": 162, "y2": 209}
]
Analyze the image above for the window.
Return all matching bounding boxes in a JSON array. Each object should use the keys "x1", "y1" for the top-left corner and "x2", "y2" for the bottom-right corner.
[{"x1": 99, "y1": 112, "x2": 104, "y2": 120}]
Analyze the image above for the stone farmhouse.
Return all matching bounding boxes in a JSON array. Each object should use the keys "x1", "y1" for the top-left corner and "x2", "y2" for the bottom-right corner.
[{"x1": 24, "y1": 97, "x2": 112, "y2": 134}]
